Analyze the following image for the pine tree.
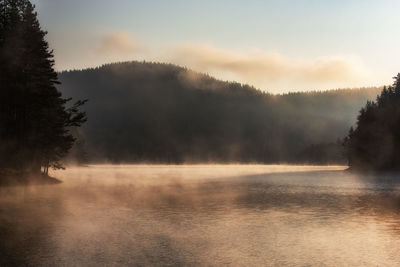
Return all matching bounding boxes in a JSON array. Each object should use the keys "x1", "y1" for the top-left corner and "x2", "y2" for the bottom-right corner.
[{"x1": 0, "y1": 0, "x2": 86, "y2": 176}]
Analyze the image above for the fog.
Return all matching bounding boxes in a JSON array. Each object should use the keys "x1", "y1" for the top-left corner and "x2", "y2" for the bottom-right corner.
[
  {"x1": 2, "y1": 165, "x2": 400, "y2": 266},
  {"x1": 58, "y1": 61, "x2": 382, "y2": 165}
]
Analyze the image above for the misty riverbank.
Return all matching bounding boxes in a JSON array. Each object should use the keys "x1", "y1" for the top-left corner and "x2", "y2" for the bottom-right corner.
[{"x1": 0, "y1": 169, "x2": 61, "y2": 187}]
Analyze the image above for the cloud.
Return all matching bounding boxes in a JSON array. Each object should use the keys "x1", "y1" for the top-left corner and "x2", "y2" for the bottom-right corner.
[
  {"x1": 66, "y1": 33, "x2": 377, "y2": 92},
  {"x1": 166, "y1": 43, "x2": 372, "y2": 91},
  {"x1": 97, "y1": 31, "x2": 144, "y2": 55}
]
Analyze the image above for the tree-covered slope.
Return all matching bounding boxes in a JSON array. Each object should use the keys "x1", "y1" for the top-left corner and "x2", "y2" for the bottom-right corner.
[
  {"x1": 58, "y1": 61, "x2": 381, "y2": 164},
  {"x1": 346, "y1": 74, "x2": 400, "y2": 171}
]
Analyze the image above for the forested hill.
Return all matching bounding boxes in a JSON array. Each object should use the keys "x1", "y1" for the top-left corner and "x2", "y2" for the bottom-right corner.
[{"x1": 58, "y1": 61, "x2": 381, "y2": 164}]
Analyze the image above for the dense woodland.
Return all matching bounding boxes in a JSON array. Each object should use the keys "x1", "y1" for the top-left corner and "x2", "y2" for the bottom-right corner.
[
  {"x1": 59, "y1": 62, "x2": 381, "y2": 164},
  {"x1": 0, "y1": 0, "x2": 85, "y2": 177},
  {"x1": 345, "y1": 74, "x2": 400, "y2": 171}
]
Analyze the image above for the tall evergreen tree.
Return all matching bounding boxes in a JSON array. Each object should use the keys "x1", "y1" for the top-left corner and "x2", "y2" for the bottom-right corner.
[{"x1": 0, "y1": 0, "x2": 86, "y2": 175}]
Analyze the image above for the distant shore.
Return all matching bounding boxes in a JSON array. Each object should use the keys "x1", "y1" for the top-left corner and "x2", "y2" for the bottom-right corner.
[{"x1": 345, "y1": 166, "x2": 400, "y2": 177}]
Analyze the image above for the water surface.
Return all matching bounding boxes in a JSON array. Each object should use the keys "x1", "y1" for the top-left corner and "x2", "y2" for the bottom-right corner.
[{"x1": 1, "y1": 165, "x2": 400, "y2": 266}]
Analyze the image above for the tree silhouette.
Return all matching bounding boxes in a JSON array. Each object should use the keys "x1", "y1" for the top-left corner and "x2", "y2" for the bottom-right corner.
[
  {"x1": 0, "y1": 0, "x2": 86, "y2": 176},
  {"x1": 345, "y1": 74, "x2": 400, "y2": 171}
]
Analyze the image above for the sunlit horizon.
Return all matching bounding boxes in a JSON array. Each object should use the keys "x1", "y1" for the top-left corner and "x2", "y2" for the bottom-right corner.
[{"x1": 32, "y1": 0, "x2": 400, "y2": 93}]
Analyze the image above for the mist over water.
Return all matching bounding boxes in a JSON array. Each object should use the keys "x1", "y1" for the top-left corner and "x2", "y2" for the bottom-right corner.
[{"x1": 1, "y1": 165, "x2": 400, "y2": 266}]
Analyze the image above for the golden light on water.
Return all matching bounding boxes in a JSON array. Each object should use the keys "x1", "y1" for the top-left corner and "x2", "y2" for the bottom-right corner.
[{"x1": 2, "y1": 165, "x2": 400, "y2": 266}]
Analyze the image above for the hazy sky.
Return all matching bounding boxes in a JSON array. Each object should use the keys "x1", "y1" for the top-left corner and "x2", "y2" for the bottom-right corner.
[{"x1": 32, "y1": 0, "x2": 400, "y2": 93}]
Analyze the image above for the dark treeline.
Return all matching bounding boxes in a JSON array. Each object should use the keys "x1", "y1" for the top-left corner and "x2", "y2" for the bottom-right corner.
[
  {"x1": 0, "y1": 0, "x2": 85, "y2": 178},
  {"x1": 345, "y1": 74, "x2": 400, "y2": 171},
  {"x1": 59, "y1": 61, "x2": 381, "y2": 164}
]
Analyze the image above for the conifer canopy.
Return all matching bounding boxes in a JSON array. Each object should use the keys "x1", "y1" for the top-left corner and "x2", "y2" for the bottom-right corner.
[
  {"x1": 345, "y1": 74, "x2": 400, "y2": 171},
  {"x1": 0, "y1": 0, "x2": 86, "y2": 175}
]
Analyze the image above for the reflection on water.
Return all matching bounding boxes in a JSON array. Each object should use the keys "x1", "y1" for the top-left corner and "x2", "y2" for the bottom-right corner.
[{"x1": 1, "y1": 165, "x2": 400, "y2": 266}]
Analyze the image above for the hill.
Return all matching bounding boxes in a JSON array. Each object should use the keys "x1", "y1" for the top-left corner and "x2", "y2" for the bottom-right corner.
[{"x1": 58, "y1": 61, "x2": 381, "y2": 164}]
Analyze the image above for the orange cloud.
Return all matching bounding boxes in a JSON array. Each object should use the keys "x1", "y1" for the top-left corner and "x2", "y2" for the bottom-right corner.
[
  {"x1": 65, "y1": 34, "x2": 378, "y2": 92},
  {"x1": 98, "y1": 31, "x2": 144, "y2": 55},
  {"x1": 167, "y1": 44, "x2": 372, "y2": 91}
]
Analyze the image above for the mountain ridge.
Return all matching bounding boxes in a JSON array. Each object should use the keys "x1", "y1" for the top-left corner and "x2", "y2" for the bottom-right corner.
[{"x1": 58, "y1": 60, "x2": 382, "y2": 164}]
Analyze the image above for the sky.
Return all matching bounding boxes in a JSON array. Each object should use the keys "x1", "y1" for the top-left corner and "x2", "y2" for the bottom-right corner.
[{"x1": 32, "y1": 0, "x2": 400, "y2": 93}]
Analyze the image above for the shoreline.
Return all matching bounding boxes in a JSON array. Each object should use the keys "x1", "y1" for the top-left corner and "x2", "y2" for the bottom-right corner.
[{"x1": 0, "y1": 170, "x2": 61, "y2": 187}]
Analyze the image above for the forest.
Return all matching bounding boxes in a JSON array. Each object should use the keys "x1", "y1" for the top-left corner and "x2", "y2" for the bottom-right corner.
[
  {"x1": 0, "y1": 0, "x2": 85, "y2": 182},
  {"x1": 345, "y1": 74, "x2": 400, "y2": 171},
  {"x1": 59, "y1": 62, "x2": 381, "y2": 164}
]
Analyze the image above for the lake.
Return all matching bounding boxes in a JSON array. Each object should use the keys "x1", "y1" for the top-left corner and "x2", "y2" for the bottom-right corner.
[{"x1": 1, "y1": 165, "x2": 400, "y2": 266}]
